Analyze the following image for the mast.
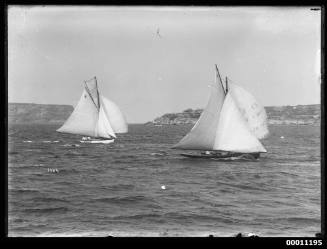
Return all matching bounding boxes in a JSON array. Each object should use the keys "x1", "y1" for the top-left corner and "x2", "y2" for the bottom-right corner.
[
  {"x1": 84, "y1": 80, "x2": 99, "y2": 111},
  {"x1": 94, "y1": 76, "x2": 101, "y2": 109},
  {"x1": 225, "y1": 77, "x2": 229, "y2": 94},
  {"x1": 215, "y1": 64, "x2": 226, "y2": 95}
]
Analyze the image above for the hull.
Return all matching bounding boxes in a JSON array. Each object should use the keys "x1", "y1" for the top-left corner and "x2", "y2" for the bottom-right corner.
[
  {"x1": 180, "y1": 152, "x2": 260, "y2": 161},
  {"x1": 80, "y1": 139, "x2": 114, "y2": 144}
]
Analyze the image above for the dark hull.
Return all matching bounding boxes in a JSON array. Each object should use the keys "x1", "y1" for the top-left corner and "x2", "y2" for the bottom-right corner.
[{"x1": 180, "y1": 152, "x2": 260, "y2": 161}]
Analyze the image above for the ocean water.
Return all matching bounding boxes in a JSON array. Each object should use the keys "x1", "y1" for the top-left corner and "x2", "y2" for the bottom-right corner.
[{"x1": 8, "y1": 124, "x2": 321, "y2": 237}]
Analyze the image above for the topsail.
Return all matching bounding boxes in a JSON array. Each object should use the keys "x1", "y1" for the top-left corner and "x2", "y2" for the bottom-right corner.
[
  {"x1": 173, "y1": 66, "x2": 268, "y2": 153},
  {"x1": 57, "y1": 77, "x2": 128, "y2": 139}
]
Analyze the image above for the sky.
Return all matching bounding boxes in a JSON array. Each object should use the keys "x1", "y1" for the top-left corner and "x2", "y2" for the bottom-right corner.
[{"x1": 8, "y1": 6, "x2": 321, "y2": 123}]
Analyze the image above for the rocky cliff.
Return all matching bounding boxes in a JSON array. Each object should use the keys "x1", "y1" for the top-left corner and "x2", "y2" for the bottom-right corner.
[
  {"x1": 149, "y1": 104, "x2": 321, "y2": 125},
  {"x1": 8, "y1": 103, "x2": 74, "y2": 124}
]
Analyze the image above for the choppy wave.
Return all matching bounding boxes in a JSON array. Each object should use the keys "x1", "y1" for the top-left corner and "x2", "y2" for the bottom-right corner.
[
  {"x1": 23, "y1": 207, "x2": 69, "y2": 214},
  {"x1": 271, "y1": 217, "x2": 320, "y2": 224},
  {"x1": 92, "y1": 195, "x2": 150, "y2": 204},
  {"x1": 99, "y1": 184, "x2": 135, "y2": 191},
  {"x1": 9, "y1": 189, "x2": 40, "y2": 194},
  {"x1": 54, "y1": 168, "x2": 79, "y2": 174},
  {"x1": 31, "y1": 197, "x2": 69, "y2": 203},
  {"x1": 110, "y1": 213, "x2": 163, "y2": 220}
]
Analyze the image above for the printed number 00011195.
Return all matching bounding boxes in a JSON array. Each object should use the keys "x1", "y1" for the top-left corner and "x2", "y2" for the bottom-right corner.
[{"x1": 286, "y1": 240, "x2": 322, "y2": 246}]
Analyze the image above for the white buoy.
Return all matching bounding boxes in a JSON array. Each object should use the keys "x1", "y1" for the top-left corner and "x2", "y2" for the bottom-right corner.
[{"x1": 161, "y1": 185, "x2": 166, "y2": 190}]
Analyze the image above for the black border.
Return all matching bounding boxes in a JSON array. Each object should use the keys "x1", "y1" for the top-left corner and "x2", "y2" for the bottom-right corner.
[
  {"x1": 1, "y1": 1, "x2": 326, "y2": 248},
  {"x1": 321, "y1": 3, "x2": 326, "y2": 243},
  {"x1": 2, "y1": 0, "x2": 8, "y2": 243}
]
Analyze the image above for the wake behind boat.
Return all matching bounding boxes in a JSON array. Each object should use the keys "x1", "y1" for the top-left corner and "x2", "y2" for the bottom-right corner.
[
  {"x1": 172, "y1": 65, "x2": 269, "y2": 160},
  {"x1": 56, "y1": 77, "x2": 128, "y2": 143}
]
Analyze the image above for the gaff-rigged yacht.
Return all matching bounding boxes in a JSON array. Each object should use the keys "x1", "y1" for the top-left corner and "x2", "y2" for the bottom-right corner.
[
  {"x1": 172, "y1": 65, "x2": 269, "y2": 160},
  {"x1": 57, "y1": 77, "x2": 128, "y2": 144}
]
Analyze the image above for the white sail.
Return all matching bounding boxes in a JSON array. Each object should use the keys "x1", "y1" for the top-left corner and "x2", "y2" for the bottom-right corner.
[
  {"x1": 229, "y1": 82, "x2": 269, "y2": 139},
  {"x1": 95, "y1": 104, "x2": 116, "y2": 139},
  {"x1": 56, "y1": 89, "x2": 99, "y2": 137},
  {"x1": 172, "y1": 82, "x2": 226, "y2": 150},
  {"x1": 101, "y1": 96, "x2": 128, "y2": 133},
  {"x1": 214, "y1": 92, "x2": 267, "y2": 153}
]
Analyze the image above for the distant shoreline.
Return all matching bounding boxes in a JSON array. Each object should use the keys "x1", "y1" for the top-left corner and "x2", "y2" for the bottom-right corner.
[
  {"x1": 8, "y1": 103, "x2": 320, "y2": 126},
  {"x1": 148, "y1": 104, "x2": 321, "y2": 126}
]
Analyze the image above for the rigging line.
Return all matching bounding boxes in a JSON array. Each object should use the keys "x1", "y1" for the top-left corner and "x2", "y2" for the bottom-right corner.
[{"x1": 84, "y1": 81, "x2": 99, "y2": 111}]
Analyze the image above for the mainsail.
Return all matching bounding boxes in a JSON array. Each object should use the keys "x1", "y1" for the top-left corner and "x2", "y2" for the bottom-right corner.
[
  {"x1": 56, "y1": 88, "x2": 99, "y2": 137},
  {"x1": 173, "y1": 66, "x2": 268, "y2": 153},
  {"x1": 57, "y1": 77, "x2": 128, "y2": 139},
  {"x1": 172, "y1": 69, "x2": 226, "y2": 150}
]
